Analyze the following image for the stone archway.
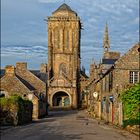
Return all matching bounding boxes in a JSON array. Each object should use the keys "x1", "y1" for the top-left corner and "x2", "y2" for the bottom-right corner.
[{"x1": 52, "y1": 91, "x2": 71, "y2": 107}]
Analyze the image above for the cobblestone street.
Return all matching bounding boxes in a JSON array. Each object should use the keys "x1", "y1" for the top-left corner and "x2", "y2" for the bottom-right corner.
[{"x1": 1, "y1": 110, "x2": 139, "y2": 140}]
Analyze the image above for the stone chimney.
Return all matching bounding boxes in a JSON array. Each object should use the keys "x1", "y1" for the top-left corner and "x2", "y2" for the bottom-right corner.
[
  {"x1": 5, "y1": 65, "x2": 15, "y2": 76},
  {"x1": 40, "y1": 63, "x2": 47, "y2": 73},
  {"x1": 16, "y1": 62, "x2": 27, "y2": 71}
]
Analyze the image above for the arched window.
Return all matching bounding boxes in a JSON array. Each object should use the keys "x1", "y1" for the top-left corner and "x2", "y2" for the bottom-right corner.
[{"x1": 59, "y1": 63, "x2": 67, "y2": 74}]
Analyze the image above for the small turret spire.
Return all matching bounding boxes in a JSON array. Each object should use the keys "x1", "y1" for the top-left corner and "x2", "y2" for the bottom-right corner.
[{"x1": 103, "y1": 22, "x2": 110, "y2": 52}]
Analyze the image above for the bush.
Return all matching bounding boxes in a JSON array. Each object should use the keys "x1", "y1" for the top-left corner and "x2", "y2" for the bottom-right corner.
[
  {"x1": 123, "y1": 119, "x2": 139, "y2": 128},
  {"x1": 0, "y1": 95, "x2": 33, "y2": 126}
]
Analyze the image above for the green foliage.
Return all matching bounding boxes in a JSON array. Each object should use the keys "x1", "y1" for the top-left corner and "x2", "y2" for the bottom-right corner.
[
  {"x1": 122, "y1": 119, "x2": 139, "y2": 128},
  {"x1": 0, "y1": 95, "x2": 33, "y2": 126},
  {"x1": 120, "y1": 83, "x2": 140, "y2": 120}
]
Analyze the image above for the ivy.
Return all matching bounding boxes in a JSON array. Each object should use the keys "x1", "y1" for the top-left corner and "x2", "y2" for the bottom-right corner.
[{"x1": 120, "y1": 83, "x2": 140, "y2": 120}]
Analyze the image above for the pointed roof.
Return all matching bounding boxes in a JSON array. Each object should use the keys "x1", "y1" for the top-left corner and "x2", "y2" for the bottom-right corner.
[
  {"x1": 55, "y1": 3, "x2": 72, "y2": 11},
  {"x1": 52, "y1": 3, "x2": 77, "y2": 17},
  {"x1": 103, "y1": 22, "x2": 110, "y2": 51}
]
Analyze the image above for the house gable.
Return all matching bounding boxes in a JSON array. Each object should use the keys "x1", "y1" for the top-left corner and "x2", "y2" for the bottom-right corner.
[{"x1": 115, "y1": 43, "x2": 139, "y2": 70}]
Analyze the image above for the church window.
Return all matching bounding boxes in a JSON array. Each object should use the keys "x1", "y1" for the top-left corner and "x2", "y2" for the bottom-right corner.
[{"x1": 129, "y1": 71, "x2": 139, "y2": 83}]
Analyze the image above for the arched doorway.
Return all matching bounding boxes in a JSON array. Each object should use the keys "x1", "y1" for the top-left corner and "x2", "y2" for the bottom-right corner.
[{"x1": 52, "y1": 91, "x2": 70, "y2": 107}]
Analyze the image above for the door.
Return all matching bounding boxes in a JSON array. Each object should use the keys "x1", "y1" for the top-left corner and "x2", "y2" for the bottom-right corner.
[{"x1": 64, "y1": 96, "x2": 70, "y2": 106}]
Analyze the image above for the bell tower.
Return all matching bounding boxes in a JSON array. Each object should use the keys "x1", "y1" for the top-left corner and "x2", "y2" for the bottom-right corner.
[{"x1": 46, "y1": 3, "x2": 81, "y2": 109}]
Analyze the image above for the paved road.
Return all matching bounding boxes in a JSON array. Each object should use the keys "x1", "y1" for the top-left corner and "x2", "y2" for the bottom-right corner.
[{"x1": 0, "y1": 110, "x2": 138, "y2": 140}]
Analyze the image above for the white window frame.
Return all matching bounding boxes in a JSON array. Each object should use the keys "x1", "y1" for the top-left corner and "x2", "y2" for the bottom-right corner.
[{"x1": 129, "y1": 71, "x2": 139, "y2": 84}]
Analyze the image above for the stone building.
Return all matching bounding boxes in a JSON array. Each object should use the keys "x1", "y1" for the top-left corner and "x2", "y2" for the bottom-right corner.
[
  {"x1": 0, "y1": 62, "x2": 47, "y2": 119},
  {"x1": 111, "y1": 43, "x2": 140, "y2": 125},
  {"x1": 85, "y1": 22, "x2": 140, "y2": 126},
  {"x1": 46, "y1": 3, "x2": 82, "y2": 109},
  {"x1": 85, "y1": 23, "x2": 120, "y2": 108},
  {"x1": 88, "y1": 43, "x2": 139, "y2": 126}
]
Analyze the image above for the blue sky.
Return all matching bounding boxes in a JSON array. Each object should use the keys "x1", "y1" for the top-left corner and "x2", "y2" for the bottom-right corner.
[{"x1": 1, "y1": 0, "x2": 139, "y2": 72}]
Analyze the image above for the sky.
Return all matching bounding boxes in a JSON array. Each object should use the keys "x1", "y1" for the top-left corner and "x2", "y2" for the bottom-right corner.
[{"x1": 1, "y1": 0, "x2": 139, "y2": 72}]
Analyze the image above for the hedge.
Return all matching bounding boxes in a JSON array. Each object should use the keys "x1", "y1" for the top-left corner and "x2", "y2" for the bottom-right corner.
[{"x1": 0, "y1": 95, "x2": 33, "y2": 126}]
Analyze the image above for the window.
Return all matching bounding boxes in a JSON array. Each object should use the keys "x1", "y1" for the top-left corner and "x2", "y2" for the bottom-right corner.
[
  {"x1": 129, "y1": 71, "x2": 139, "y2": 83},
  {"x1": 109, "y1": 72, "x2": 113, "y2": 91}
]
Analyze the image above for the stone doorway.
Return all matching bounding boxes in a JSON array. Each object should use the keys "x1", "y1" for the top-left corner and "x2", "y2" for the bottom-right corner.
[{"x1": 52, "y1": 91, "x2": 70, "y2": 107}]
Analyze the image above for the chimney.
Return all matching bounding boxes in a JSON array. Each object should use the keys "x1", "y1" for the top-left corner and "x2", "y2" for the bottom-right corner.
[
  {"x1": 5, "y1": 65, "x2": 15, "y2": 76},
  {"x1": 40, "y1": 63, "x2": 47, "y2": 73},
  {"x1": 16, "y1": 62, "x2": 27, "y2": 71}
]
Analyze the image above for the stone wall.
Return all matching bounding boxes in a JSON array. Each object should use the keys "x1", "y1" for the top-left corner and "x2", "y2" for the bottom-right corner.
[
  {"x1": 112, "y1": 43, "x2": 139, "y2": 125},
  {"x1": 113, "y1": 44, "x2": 139, "y2": 92}
]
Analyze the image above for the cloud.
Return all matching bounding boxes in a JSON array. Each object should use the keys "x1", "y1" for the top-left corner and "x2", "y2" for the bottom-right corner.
[
  {"x1": 38, "y1": 0, "x2": 60, "y2": 3},
  {"x1": 132, "y1": 17, "x2": 139, "y2": 24},
  {"x1": 1, "y1": 44, "x2": 48, "y2": 58},
  {"x1": 1, "y1": 0, "x2": 139, "y2": 70}
]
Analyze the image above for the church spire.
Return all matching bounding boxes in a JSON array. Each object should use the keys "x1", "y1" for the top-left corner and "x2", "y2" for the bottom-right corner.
[{"x1": 103, "y1": 22, "x2": 110, "y2": 52}]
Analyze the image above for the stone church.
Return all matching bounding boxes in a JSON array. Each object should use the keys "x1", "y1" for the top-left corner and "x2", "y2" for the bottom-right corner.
[{"x1": 45, "y1": 4, "x2": 83, "y2": 109}]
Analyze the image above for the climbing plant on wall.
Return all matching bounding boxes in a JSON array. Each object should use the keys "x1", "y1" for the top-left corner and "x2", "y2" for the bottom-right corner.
[{"x1": 120, "y1": 83, "x2": 140, "y2": 120}]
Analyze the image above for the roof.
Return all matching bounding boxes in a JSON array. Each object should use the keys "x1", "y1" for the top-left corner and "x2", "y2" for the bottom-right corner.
[
  {"x1": 0, "y1": 74, "x2": 32, "y2": 94},
  {"x1": 53, "y1": 3, "x2": 74, "y2": 12},
  {"x1": 115, "y1": 43, "x2": 139, "y2": 66},
  {"x1": 52, "y1": 3, "x2": 77, "y2": 16},
  {"x1": 55, "y1": 3, "x2": 72, "y2": 11},
  {"x1": 16, "y1": 75, "x2": 35, "y2": 91},
  {"x1": 102, "y1": 59, "x2": 118, "y2": 64}
]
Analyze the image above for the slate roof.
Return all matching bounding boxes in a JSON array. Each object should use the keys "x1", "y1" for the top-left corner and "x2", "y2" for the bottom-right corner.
[
  {"x1": 0, "y1": 74, "x2": 32, "y2": 95},
  {"x1": 102, "y1": 59, "x2": 118, "y2": 64},
  {"x1": 16, "y1": 75, "x2": 35, "y2": 91}
]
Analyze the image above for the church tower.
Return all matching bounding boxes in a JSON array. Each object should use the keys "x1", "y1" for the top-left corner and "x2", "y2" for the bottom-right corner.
[
  {"x1": 103, "y1": 22, "x2": 110, "y2": 52},
  {"x1": 46, "y1": 3, "x2": 81, "y2": 109}
]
